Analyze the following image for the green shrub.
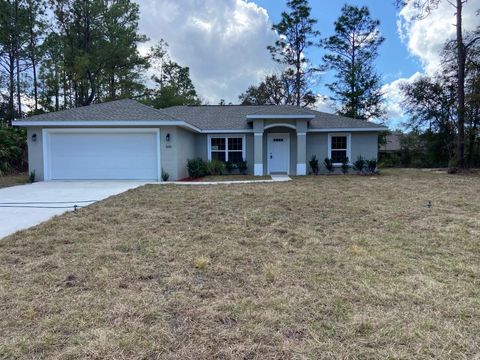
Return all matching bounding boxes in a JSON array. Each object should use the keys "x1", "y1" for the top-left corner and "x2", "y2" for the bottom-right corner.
[
  {"x1": 161, "y1": 168, "x2": 170, "y2": 181},
  {"x1": 225, "y1": 161, "x2": 235, "y2": 174},
  {"x1": 353, "y1": 156, "x2": 366, "y2": 173},
  {"x1": 366, "y1": 159, "x2": 377, "y2": 174},
  {"x1": 341, "y1": 157, "x2": 350, "y2": 174},
  {"x1": 29, "y1": 170, "x2": 35, "y2": 183},
  {"x1": 237, "y1": 160, "x2": 248, "y2": 175},
  {"x1": 378, "y1": 152, "x2": 401, "y2": 167},
  {"x1": 0, "y1": 125, "x2": 27, "y2": 176},
  {"x1": 309, "y1": 155, "x2": 319, "y2": 175},
  {"x1": 324, "y1": 158, "x2": 334, "y2": 173},
  {"x1": 187, "y1": 158, "x2": 208, "y2": 179},
  {"x1": 207, "y1": 159, "x2": 225, "y2": 175}
]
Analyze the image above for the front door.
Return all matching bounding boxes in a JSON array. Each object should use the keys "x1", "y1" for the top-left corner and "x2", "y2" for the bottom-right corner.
[{"x1": 268, "y1": 133, "x2": 290, "y2": 174}]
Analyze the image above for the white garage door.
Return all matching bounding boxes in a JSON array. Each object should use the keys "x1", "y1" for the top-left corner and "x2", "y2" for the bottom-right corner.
[{"x1": 45, "y1": 130, "x2": 159, "y2": 180}]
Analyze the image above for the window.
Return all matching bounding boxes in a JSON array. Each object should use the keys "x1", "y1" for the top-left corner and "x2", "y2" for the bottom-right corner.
[
  {"x1": 211, "y1": 138, "x2": 226, "y2": 162},
  {"x1": 208, "y1": 136, "x2": 245, "y2": 163},
  {"x1": 328, "y1": 134, "x2": 351, "y2": 164}
]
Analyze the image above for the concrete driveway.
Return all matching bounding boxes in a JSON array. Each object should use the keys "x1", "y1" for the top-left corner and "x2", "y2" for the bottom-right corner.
[{"x1": 0, "y1": 181, "x2": 149, "y2": 239}]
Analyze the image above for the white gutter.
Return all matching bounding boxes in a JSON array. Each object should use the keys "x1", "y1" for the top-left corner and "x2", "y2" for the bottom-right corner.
[
  {"x1": 13, "y1": 120, "x2": 202, "y2": 133},
  {"x1": 13, "y1": 120, "x2": 387, "y2": 133},
  {"x1": 201, "y1": 129, "x2": 253, "y2": 133},
  {"x1": 307, "y1": 127, "x2": 387, "y2": 132}
]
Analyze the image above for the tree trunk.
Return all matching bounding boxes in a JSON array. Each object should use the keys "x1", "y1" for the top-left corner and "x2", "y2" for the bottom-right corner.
[
  {"x1": 467, "y1": 118, "x2": 475, "y2": 166},
  {"x1": 295, "y1": 52, "x2": 301, "y2": 107},
  {"x1": 14, "y1": 0, "x2": 22, "y2": 118},
  {"x1": 351, "y1": 33, "x2": 356, "y2": 119},
  {"x1": 54, "y1": 65, "x2": 59, "y2": 111},
  {"x1": 30, "y1": 21, "x2": 38, "y2": 111},
  {"x1": 8, "y1": 51, "x2": 15, "y2": 125},
  {"x1": 455, "y1": 0, "x2": 466, "y2": 168}
]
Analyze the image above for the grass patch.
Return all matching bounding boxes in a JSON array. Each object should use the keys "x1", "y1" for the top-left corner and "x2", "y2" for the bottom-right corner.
[
  {"x1": 0, "y1": 172, "x2": 28, "y2": 188},
  {"x1": 0, "y1": 169, "x2": 479, "y2": 358}
]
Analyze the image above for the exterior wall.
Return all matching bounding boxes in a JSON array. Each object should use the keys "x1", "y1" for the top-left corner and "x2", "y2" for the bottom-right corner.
[
  {"x1": 25, "y1": 125, "x2": 195, "y2": 182},
  {"x1": 263, "y1": 119, "x2": 297, "y2": 128},
  {"x1": 245, "y1": 134, "x2": 254, "y2": 174},
  {"x1": 175, "y1": 127, "x2": 196, "y2": 180},
  {"x1": 24, "y1": 125, "x2": 380, "y2": 181},
  {"x1": 159, "y1": 126, "x2": 177, "y2": 180},
  {"x1": 263, "y1": 127, "x2": 297, "y2": 175},
  {"x1": 306, "y1": 133, "x2": 329, "y2": 170},
  {"x1": 197, "y1": 133, "x2": 254, "y2": 175},
  {"x1": 306, "y1": 131, "x2": 379, "y2": 174},
  {"x1": 351, "y1": 132, "x2": 378, "y2": 161},
  {"x1": 194, "y1": 134, "x2": 208, "y2": 160},
  {"x1": 27, "y1": 127, "x2": 45, "y2": 181}
]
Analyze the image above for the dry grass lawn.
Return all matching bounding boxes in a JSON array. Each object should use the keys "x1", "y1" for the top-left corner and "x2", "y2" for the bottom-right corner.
[
  {"x1": 0, "y1": 172, "x2": 28, "y2": 189},
  {"x1": 0, "y1": 169, "x2": 479, "y2": 359}
]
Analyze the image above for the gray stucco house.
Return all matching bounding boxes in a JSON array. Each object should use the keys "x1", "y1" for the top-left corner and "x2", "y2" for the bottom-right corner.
[{"x1": 13, "y1": 99, "x2": 387, "y2": 181}]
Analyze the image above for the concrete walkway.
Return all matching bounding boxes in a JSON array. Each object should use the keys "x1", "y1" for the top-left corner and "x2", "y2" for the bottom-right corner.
[
  {"x1": 159, "y1": 175, "x2": 292, "y2": 185},
  {"x1": 0, "y1": 181, "x2": 148, "y2": 239}
]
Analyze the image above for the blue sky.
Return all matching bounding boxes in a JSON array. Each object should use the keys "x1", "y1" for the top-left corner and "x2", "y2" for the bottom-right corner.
[
  {"x1": 138, "y1": 0, "x2": 478, "y2": 129},
  {"x1": 256, "y1": 0, "x2": 423, "y2": 88}
]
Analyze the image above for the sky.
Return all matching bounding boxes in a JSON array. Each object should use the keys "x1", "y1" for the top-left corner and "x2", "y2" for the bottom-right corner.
[{"x1": 136, "y1": 0, "x2": 479, "y2": 128}]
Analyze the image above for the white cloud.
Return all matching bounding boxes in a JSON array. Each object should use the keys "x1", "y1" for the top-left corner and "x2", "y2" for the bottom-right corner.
[
  {"x1": 314, "y1": 95, "x2": 335, "y2": 113},
  {"x1": 385, "y1": 1, "x2": 478, "y2": 129},
  {"x1": 381, "y1": 72, "x2": 423, "y2": 128},
  {"x1": 397, "y1": 0, "x2": 479, "y2": 75},
  {"x1": 137, "y1": 0, "x2": 278, "y2": 104}
]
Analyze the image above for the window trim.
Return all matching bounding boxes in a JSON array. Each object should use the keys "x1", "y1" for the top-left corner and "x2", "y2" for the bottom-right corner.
[
  {"x1": 328, "y1": 133, "x2": 351, "y2": 166},
  {"x1": 207, "y1": 134, "x2": 246, "y2": 162}
]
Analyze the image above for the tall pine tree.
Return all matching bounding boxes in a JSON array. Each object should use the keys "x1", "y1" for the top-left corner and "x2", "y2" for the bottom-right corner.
[
  {"x1": 323, "y1": 5, "x2": 385, "y2": 120},
  {"x1": 268, "y1": 0, "x2": 320, "y2": 107}
]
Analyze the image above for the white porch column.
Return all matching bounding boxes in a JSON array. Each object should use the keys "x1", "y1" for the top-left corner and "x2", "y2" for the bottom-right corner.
[
  {"x1": 253, "y1": 120, "x2": 264, "y2": 176},
  {"x1": 296, "y1": 120, "x2": 307, "y2": 175}
]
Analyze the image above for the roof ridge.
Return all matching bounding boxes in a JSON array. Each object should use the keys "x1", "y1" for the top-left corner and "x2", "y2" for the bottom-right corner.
[{"x1": 20, "y1": 98, "x2": 182, "y2": 122}]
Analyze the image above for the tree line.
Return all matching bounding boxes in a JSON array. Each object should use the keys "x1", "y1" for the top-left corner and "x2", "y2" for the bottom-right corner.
[
  {"x1": 240, "y1": 0, "x2": 478, "y2": 169},
  {"x1": 0, "y1": 0, "x2": 478, "y2": 172},
  {"x1": 0, "y1": 0, "x2": 199, "y2": 126},
  {"x1": 239, "y1": 1, "x2": 386, "y2": 121},
  {"x1": 397, "y1": 0, "x2": 479, "y2": 169}
]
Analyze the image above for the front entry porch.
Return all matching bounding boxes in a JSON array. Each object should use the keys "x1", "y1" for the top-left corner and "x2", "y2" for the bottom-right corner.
[{"x1": 252, "y1": 118, "x2": 309, "y2": 176}]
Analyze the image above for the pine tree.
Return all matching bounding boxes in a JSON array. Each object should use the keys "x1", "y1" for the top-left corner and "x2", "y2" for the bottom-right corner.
[
  {"x1": 268, "y1": 0, "x2": 320, "y2": 107},
  {"x1": 323, "y1": 5, "x2": 385, "y2": 120}
]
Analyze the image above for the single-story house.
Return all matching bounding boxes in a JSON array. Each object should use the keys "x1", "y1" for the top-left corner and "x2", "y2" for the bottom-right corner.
[
  {"x1": 379, "y1": 131, "x2": 402, "y2": 154},
  {"x1": 13, "y1": 99, "x2": 387, "y2": 181}
]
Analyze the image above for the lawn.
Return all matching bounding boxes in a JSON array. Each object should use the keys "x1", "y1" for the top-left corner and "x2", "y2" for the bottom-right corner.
[
  {"x1": 0, "y1": 169, "x2": 479, "y2": 359},
  {"x1": 0, "y1": 172, "x2": 28, "y2": 189}
]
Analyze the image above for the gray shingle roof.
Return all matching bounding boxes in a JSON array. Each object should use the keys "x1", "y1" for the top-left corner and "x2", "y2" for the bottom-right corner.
[
  {"x1": 248, "y1": 105, "x2": 316, "y2": 117},
  {"x1": 19, "y1": 99, "x2": 387, "y2": 131},
  {"x1": 162, "y1": 105, "x2": 387, "y2": 130},
  {"x1": 162, "y1": 105, "x2": 263, "y2": 130},
  {"x1": 19, "y1": 99, "x2": 179, "y2": 122},
  {"x1": 307, "y1": 111, "x2": 387, "y2": 129}
]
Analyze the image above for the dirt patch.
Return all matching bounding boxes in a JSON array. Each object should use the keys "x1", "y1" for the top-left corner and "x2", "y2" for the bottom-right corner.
[{"x1": 0, "y1": 172, "x2": 28, "y2": 188}]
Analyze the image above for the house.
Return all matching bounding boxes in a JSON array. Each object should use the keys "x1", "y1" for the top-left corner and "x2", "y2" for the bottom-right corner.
[
  {"x1": 379, "y1": 131, "x2": 402, "y2": 154},
  {"x1": 13, "y1": 99, "x2": 387, "y2": 181}
]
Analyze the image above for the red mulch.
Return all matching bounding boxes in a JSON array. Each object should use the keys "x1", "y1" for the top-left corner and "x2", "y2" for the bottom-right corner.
[{"x1": 177, "y1": 177, "x2": 205, "y2": 182}]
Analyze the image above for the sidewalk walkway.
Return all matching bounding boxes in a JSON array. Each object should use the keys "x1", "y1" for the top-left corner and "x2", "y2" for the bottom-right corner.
[{"x1": 159, "y1": 175, "x2": 292, "y2": 186}]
